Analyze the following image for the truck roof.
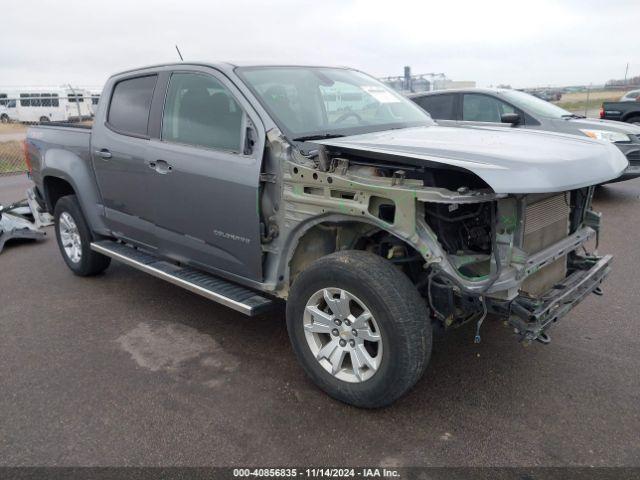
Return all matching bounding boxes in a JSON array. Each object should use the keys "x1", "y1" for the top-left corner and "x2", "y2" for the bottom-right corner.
[{"x1": 110, "y1": 62, "x2": 351, "y2": 78}]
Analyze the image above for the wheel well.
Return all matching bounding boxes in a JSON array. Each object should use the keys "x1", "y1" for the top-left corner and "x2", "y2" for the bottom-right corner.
[
  {"x1": 288, "y1": 221, "x2": 421, "y2": 286},
  {"x1": 43, "y1": 176, "x2": 75, "y2": 212},
  {"x1": 623, "y1": 112, "x2": 640, "y2": 122}
]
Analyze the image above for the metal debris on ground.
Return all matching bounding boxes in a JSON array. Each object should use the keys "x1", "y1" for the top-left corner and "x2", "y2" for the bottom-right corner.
[{"x1": 0, "y1": 195, "x2": 47, "y2": 254}]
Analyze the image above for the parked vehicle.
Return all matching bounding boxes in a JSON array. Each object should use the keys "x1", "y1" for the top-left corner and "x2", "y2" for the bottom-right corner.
[
  {"x1": 0, "y1": 87, "x2": 93, "y2": 123},
  {"x1": 25, "y1": 63, "x2": 626, "y2": 407},
  {"x1": 0, "y1": 95, "x2": 17, "y2": 122},
  {"x1": 600, "y1": 99, "x2": 640, "y2": 126},
  {"x1": 0, "y1": 104, "x2": 13, "y2": 123},
  {"x1": 619, "y1": 89, "x2": 640, "y2": 102},
  {"x1": 409, "y1": 88, "x2": 640, "y2": 182}
]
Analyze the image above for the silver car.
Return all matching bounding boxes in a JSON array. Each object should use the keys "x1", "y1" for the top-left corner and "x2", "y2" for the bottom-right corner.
[
  {"x1": 620, "y1": 89, "x2": 640, "y2": 102},
  {"x1": 409, "y1": 88, "x2": 640, "y2": 181}
]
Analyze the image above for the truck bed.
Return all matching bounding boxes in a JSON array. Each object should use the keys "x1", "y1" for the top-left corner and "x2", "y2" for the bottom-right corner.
[{"x1": 26, "y1": 123, "x2": 92, "y2": 189}]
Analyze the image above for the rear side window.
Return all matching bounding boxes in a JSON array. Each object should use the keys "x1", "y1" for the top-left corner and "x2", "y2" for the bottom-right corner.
[
  {"x1": 108, "y1": 75, "x2": 157, "y2": 137},
  {"x1": 413, "y1": 94, "x2": 456, "y2": 120},
  {"x1": 162, "y1": 72, "x2": 243, "y2": 152}
]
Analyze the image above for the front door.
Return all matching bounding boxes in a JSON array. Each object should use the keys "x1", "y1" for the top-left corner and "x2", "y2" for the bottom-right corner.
[
  {"x1": 146, "y1": 70, "x2": 264, "y2": 281},
  {"x1": 91, "y1": 74, "x2": 159, "y2": 250},
  {"x1": 459, "y1": 93, "x2": 520, "y2": 128}
]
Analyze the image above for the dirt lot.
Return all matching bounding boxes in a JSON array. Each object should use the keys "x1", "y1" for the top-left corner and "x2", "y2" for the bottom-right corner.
[{"x1": 0, "y1": 174, "x2": 639, "y2": 467}]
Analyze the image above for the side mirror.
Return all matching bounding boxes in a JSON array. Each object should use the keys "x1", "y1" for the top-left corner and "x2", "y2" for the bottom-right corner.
[{"x1": 501, "y1": 113, "x2": 521, "y2": 125}]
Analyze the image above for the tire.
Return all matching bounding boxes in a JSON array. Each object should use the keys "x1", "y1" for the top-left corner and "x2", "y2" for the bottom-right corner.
[
  {"x1": 286, "y1": 250, "x2": 432, "y2": 408},
  {"x1": 54, "y1": 195, "x2": 111, "y2": 276},
  {"x1": 626, "y1": 116, "x2": 640, "y2": 125},
  {"x1": 39, "y1": 116, "x2": 50, "y2": 123},
  {"x1": 0, "y1": 114, "x2": 8, "y2": 123}
]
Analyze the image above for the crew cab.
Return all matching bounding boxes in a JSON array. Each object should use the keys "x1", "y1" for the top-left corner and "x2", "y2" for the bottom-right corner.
[
  {"x1": 409, "y1": 88, "x2": 640, "y2": 182},
  {"x1": 25, "y1": 63, "x2": 627, "y2": 408}
]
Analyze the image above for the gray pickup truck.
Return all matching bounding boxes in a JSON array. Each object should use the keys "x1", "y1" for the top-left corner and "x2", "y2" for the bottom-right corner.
[{"x1": 25, "y1": 63, "x2": 627, "y2": 408}]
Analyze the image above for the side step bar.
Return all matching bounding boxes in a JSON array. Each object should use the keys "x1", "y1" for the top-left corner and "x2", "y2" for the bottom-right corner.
[{"x1": 90, "y1": 240, "x2": 274, "y2": 316}]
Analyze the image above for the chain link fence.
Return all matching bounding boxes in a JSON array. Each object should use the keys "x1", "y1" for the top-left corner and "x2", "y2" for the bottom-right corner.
[
  {"x1": 0, "y1": 92, "x2": 97, "y2": 176},
  {"x1": 0, "y1": 135, "x2": 26, "y2": 176}
]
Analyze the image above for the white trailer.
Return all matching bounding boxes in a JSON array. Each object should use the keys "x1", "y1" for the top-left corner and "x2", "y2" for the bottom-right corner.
[{"x1": 0, "y1": 87, "x2": 93, "y2": 123}]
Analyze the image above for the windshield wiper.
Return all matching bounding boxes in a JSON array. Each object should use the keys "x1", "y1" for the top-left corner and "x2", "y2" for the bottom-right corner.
[
  {"x1": 561, "y1": 114, "x2": 586, "y2": 119},
  {"x1": 292, "y1": 133, "x2": 345, "y2": 142}
]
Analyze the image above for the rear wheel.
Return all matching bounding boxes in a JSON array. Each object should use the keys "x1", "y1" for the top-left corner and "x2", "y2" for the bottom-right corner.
[
  {"x1": 39, "y1": 116, "x2": 50, "y2": 123},
  {"x1": 286, "y1": 250, "x2": 432, "y2": 408},
  {"x1": 626, "y1": 115, "x2": 640, "y2": 125},
  {"x1": 0, "y1": 114, "x2": 8, "y2": 123},
  {"x1": 54, "y1": 195, "x2": 110, "y2": 276}
]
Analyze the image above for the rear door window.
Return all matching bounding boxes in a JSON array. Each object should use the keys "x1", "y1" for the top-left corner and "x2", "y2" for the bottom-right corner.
[
  {"x1": 413, "y1": 94, "x2": 456, "y2": 120},
  {"x1": 108, "y1": 75, "x2": 158, "y2": 137}
]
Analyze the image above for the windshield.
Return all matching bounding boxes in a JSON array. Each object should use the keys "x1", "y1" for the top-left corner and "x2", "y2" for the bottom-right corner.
[
  {"x1": 237, "y1": 66, "x2": 434, "y2": 140},
  {"x1": 500, "y1": 90, "x2": 573, "y2": 119}
]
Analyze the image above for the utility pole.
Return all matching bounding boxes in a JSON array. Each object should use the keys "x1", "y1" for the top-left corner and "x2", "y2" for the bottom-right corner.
[
  {"x1": 585, "y1": 83, "x2": 592, "y2": 118},
  {"x1": 68, "y1": 84, "x2": 82, "y2": 122},
  {"x1": 624, "y1": 63, "x2": 629, "y2": 83}
]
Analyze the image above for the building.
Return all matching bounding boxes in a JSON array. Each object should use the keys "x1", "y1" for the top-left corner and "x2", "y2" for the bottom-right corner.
[{"x1": 380, "y1": 66, "x2": 476, "y2": 93}]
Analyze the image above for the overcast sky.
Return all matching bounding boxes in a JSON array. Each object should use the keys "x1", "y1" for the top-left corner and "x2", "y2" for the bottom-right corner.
[{"x1": 1, "y1": 0, "x2": 638, "y2": 89}]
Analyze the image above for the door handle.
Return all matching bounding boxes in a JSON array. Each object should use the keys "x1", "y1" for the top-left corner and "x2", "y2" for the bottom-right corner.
[
  {"x1": 95, "y1": 149, "x2": 112, "y2": 159},
  {"x1": 148, "y1": 159, "x2": 172, "y2": 174},
  {"x1": 94, "y1": 149, "x2": 112, "y2": 159}
]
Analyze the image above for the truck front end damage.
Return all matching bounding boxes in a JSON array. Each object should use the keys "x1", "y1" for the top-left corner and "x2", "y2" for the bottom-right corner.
[
  {"x1": 263, "y1": 129, "x2": 613, "y2": 345},
  {"x1": 422, "y1": 188, "x2": 610, "y2": 344}
]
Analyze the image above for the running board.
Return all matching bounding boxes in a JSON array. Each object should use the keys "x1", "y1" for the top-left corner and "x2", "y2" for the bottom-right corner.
[{"x1": 90, "y1": 240, "x2": 274, "y2": 316}]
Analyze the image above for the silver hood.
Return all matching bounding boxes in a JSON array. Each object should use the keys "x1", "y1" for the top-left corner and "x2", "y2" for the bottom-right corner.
[{"x1": 315, "y1": 125, "x2": 628, "y2": 194}]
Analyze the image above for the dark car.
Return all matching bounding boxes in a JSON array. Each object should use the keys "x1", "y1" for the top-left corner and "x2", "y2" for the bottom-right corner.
[{"x1": 409, "y1": 88, "x2": 640, "y2": 182}]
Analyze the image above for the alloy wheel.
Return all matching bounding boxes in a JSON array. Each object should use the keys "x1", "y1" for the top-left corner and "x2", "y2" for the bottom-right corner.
[{"x1": 303, "y1": 288, "x2": 383, "y2": 383}]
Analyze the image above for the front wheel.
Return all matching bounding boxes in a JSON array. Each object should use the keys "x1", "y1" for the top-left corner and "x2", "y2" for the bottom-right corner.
[
  {"x1": 286, "y1": 250, "x2": 432, "y2": 408},
  {"x1": 0, "y1": 114, "x2": 8, "y2": 123},
  {"x1": 54, "y1": 195, "x2": 111, "y2": 276}
]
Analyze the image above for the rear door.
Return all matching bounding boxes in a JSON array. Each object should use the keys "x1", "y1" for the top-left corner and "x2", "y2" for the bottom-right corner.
[
  {"x1": 145, "y1": 68, "x2": 264, "y2": 281},
  {"x1": 91, "y1": 74, "x2": 160, "y2": 249},
  {"x1": 411, "y1": 93, "x2": 458, "y2": 126}
]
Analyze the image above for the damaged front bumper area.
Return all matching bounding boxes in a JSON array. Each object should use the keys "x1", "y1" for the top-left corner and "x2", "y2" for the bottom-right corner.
[{"x1": 494, "y1": 254, "x2": 612, "y2": 344}]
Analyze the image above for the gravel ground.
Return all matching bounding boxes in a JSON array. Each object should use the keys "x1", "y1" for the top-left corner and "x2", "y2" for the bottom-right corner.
[{"x1": 0, "y1": 174, "x2": 639, "y2": 467}]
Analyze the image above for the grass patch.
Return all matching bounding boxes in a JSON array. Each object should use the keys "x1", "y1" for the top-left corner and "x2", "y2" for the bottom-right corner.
[
  {"x1": 0, "y1": 141, "x2": 26, "y2": 174},
  {"x1": 0, "y1": 123, "x2": 28, "y2": 134},
  {"x1": 554, "y1": 90, "x2": 624, "y2": 114}
]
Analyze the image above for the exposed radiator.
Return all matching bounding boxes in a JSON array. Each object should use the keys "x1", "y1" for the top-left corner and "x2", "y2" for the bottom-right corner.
[{"x1": 521, "y1": 194, "x2": 570, "y2": 297}]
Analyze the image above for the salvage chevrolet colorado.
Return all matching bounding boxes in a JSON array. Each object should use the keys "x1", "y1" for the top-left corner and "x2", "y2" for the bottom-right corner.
[{"x1": 25, "y1": 63, "x2": 627, "y2": 407}]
